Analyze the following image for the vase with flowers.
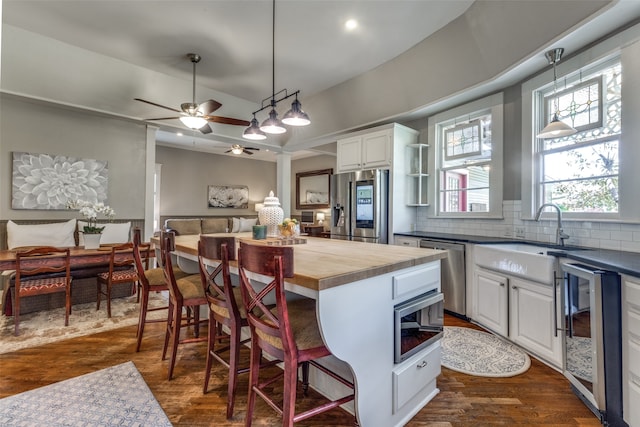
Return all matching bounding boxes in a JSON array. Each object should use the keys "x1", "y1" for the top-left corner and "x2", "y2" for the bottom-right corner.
[{"x1": 67, "y1": 200, "x2": 116, "y2": 249}]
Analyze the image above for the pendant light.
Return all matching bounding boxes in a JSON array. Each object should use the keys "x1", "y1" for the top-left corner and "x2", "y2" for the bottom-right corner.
[
  {"x1": 243, "y1": 0, "x2": 310, "y2": 139},
  {"x1": 537, "y1": 48, "x2": 577, "y2": 139}
]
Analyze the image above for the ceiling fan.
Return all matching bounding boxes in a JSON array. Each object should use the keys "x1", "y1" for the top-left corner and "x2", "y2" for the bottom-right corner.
[
  {"x1": 225, "y1": 144, "x2": 260, "y2": 155},
  {"x1": 135, "y1": 53, "x2": 250, "y2": 134}
]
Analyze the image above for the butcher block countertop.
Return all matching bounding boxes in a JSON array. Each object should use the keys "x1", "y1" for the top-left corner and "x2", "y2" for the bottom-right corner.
[{"x1": 160, "y1": 234, "x2": 447, "y2": 291}]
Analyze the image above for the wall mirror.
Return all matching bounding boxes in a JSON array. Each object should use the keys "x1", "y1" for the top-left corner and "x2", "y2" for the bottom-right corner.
[{"x1": 296, "y1": 168, "x2": 333, "y2": 210}]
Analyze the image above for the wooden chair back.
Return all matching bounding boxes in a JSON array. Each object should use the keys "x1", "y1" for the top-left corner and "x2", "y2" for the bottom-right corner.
[
  {"x1": 106, "y1": 242, "x2": 136, "y2": 276},
  {"x1": 198, "y1": 236, "x2": 237, "y2": 325},
  {"x1": 15, "y1": 246, "x2": 71, "y2": 291},
  {"x1": 238, "y1": 242, "x2": 294, "y2": 359},
  {"x1": 132, "y1": 241, "x2": 152, "y2": 288},
  {"x1": 161, "y1": 234, "x2": 183, "y2": 305}
]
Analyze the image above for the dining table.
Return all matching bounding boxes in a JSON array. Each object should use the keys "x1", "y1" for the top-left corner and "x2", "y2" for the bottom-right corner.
[{"x1": 0, "y1": 244, "x2": 152, "y2": 315}]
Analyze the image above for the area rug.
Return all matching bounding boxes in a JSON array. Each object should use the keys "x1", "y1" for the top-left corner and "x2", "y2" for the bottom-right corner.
[
  {"x1": 0, "y1": 292, "x2": 168, "y2": 354},
  {"x1": 0, "y1": 361, "x2": 172, "y2": 426},
  {"x1": 441, "y1": 326, "x2": 531, "y2": 377},
  {"x1": 566, "y1": 336, "x2": 592, "y2": 382}
]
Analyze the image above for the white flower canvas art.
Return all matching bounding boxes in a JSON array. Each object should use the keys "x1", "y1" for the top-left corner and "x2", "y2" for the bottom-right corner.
[
  {"x1": 12, "y1": 152, "x2": 109, "y2": 210},
  {"x1": 208, "y1": 185, "x2": 248, "y2": 209}
]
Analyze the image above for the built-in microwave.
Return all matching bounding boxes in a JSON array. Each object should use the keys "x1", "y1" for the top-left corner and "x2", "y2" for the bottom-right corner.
[{"x1": 394, "y1": 290, "x2": 444, "y2": 363}]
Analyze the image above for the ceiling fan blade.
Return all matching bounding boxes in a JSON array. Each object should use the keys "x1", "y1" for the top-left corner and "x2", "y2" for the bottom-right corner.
[
  {"x1": 204, "y1": 116, "x2": 251, "y2": 126},
  {"x1": 244, "y1": 147, "x2": 260, "y2": 151},
  {"x1": 199, "y1": 123, "x2": 213, "y2": 134},
  {"x1": 145, "y1": 117, "x2": 181, "y2": 121},
  {"x1": 224, "y1": 149, "x2": 232, "y2": 153},
  {"x1": 243, "y1": 149, "x2": 254, "y2": 155},
  {"x1": 197, "y1": 99, "x2": 222, "y2": 116},
  {"x1": 134, "y1": 98, "x2": 181, "y2": 113}
]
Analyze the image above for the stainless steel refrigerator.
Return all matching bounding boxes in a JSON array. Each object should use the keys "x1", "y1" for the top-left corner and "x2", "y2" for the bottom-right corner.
[{"x1": 330, "y1": 169, "x2": 388, "y2": 244}]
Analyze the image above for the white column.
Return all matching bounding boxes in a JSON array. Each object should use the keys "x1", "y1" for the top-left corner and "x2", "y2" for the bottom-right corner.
[
  {"x1": 276, "y1": 152, "x2": 292, "y2": 218},
  {"x1": 144, "y1": 125, "x2": 158, "y2": 241}
]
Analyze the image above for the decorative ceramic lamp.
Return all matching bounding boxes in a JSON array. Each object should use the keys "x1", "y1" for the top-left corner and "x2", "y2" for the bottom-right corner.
[{"x1": 258, "y1": 191, "x2": 284, "y2": 237}]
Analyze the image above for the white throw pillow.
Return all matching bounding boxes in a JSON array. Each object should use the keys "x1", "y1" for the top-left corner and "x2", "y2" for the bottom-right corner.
[
  {"x1": 238, "y1": 218, "x2": 257, "y2": 232},
  {"x1": 231, "y1": 217, "x2": 240, "y2": 233},
  {"x1": 78, "y1": 221, "x2": 131, "y2": 245},
  {"x1": 7, "y1": 219, "x2": 77, "y2": 250}
]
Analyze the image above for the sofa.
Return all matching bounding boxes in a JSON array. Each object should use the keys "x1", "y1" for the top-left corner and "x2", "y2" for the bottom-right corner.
[{"x1": 163, "y1": 216, "x2": 259, "y2": 236}]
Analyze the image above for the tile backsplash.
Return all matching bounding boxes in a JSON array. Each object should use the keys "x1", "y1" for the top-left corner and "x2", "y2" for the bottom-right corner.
[{"x1": 416, "y1": 200, "x2": 640, "y2": 253}]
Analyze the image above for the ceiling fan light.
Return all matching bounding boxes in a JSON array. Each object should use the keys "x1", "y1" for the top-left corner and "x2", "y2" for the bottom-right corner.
[
  {"x1": 260, "y1": 109, "x2": 287, "y2": 134},
  {"x1": 179, "y1": 115, "x2": 208, "y2": 130},
  {"x1": 537, "y1": 114, "x2": 577, "y2": 139},
  {"x1": 231, "y1": 145, "x2": 244, "y2": 155},
  {"x1": 282, "y1": 99, "x2": 310, "y2": 126},
  {"x1": 243, "y1": 117, "x2": 267, "y2": 140}
]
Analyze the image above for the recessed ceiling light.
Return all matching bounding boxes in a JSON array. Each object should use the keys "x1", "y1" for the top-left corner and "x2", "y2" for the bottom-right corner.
[
  {"x1": 177, "y1": 132, "x2": 183, "y2": 136},
  {"x1": 345, "y1": 19, "x2": 358, "y2": 31}
]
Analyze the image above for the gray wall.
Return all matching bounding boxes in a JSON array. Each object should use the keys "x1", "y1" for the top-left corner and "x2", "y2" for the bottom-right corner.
[
  {"x1": 0, "y1": 94, "x2": 147, "y2": 221},
  {"x1": 156, "y1": 145, "x2": 276, "y2": 217}
]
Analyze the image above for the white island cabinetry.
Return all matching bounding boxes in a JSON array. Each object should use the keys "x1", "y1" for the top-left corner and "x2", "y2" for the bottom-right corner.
[{"x1": 622, "y1": 274, "x2": 640, "y2": 427}]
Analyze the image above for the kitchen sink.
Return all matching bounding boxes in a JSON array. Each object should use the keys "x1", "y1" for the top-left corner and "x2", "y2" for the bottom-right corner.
[{"x1": 474, "y1": 243, "x2": 560, "y2": 284}]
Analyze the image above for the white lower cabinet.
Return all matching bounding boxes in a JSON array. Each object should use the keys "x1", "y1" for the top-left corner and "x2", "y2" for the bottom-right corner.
[
  {"x1": 622, "y1": 274, "x2": 640, "y2": 427},
  {"x1": 473, "y1": 267, "x2": 562, "y2": 367},
  {"x1": 474, "y1": 268, "x2": 508, "y2": 336},
  {"x1": 393, "y1": 236, "x2": 420, "y2": 247},
  {"x1": 392, "y1": 342, "x2": 441, "y2": 413}
]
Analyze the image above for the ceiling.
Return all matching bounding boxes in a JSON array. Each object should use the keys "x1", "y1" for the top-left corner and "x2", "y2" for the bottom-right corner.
[
  {"x1": 3, "y1": 1, "x2": 640, "y2": 162},
  {"x1": 2, "y1": 0, "x2": 474, "y2": 160}
]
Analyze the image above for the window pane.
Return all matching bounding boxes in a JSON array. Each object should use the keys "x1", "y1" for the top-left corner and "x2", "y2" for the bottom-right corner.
[
  {"x1": 543, "y1": 141, "x2": 619, "y2": 181},
  {"x1": 542, "y1": 177, "x2": 618, "y2": 213},
  {"x1": 439, "y1": 167, "x2": 489, "y2": 212}
]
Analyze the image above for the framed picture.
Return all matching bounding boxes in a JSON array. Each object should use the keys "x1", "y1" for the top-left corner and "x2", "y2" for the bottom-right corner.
[
  {"x1": 11, "y1": 152, "x2": 108, "y2": 210},
  {"x1": 296, "y1": 168, "x2": 332, "y2": 210},
  {"x1": 207, "y1": 185, "x2": 249, "y2": 208}
]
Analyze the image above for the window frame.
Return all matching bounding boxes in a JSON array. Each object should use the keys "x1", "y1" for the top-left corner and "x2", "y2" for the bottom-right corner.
[
  {"x1": 427, "y1": 93, "x2": 504, "y2": 219},
  {"x1": 521, "y1": 33, "x2": 640, "y2": 223}
]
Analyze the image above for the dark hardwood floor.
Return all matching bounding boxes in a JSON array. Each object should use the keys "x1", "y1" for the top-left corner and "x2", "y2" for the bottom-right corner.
[{"x1": 0, "y1": 315, "x2": 600, "y2": 426}]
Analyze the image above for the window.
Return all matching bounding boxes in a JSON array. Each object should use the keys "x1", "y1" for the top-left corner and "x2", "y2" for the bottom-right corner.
[
  {"x1": 427, "y1": 93, "x2": 504, "y2": 218},
  {"x1": 536, "y1": 61, "x2": 620, "y2": 214},
  {"x1": 522, "y1": 33, "x2": 640, "y2": 223}
]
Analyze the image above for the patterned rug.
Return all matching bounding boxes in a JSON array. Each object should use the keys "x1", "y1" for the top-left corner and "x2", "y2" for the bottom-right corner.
[
  {"x1": 0, "y1": 361, "x2": 172, "y2": 426},
  {"x1": 0, "y1": 292, "x2": 167, "y2": 354},
  {"x1": 441, "y1": 326, "x2": 531, "y2": 377},
  {"x1": 566, "y1": 336, "x2": 592, "y2": 382}
]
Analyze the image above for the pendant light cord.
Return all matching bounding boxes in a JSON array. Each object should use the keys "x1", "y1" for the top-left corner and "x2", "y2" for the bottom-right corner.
[{"x1": 271, "y1": 0, "x2": 276, "y2": 105}]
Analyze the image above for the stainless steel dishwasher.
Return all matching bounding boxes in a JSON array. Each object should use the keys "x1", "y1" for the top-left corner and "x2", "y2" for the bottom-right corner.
[{"x1": 419, "y1": 239, "x2": 466, "y2": 317}]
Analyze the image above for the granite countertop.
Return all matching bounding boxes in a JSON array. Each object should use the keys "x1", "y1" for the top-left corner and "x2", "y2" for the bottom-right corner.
[{"x1": 395, "y1": 231, "x2": 640, "y2": 278}]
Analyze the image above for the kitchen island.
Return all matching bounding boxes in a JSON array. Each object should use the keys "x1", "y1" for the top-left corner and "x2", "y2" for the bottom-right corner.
[{"x1": 160, "y1": 234, "x2": 447, "y2": 427}]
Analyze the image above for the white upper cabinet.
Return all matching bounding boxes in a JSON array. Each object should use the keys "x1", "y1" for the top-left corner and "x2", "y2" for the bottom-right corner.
[{"x1": 337, "y1": 129, "x2": 392, "y2": 172}]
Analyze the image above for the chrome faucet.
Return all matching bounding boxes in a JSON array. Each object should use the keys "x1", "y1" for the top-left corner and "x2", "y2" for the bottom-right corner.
[{"x1": 535, "y1": 203, "x2": 570, "y2": 246}]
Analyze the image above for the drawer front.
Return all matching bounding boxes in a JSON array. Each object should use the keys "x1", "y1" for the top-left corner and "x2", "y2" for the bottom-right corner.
[
  {"x1": 393, "y1": 343, "x2": 441, "y2": 412},
  {"x1": 394, "y1": 237, "x2": 419, "y2": 247},
  {"x1": 393, "y1": 261, "x2": 440, "y2": 301},
  {"x1": 625, "y1": 276, "x2": 640, "y2": 307},
  {"x1": 628, "y1": 311, "x2": 640, "y2": 378},
  {"x1": 627, "y1": 374, "x2": 640, "y2": 426}
]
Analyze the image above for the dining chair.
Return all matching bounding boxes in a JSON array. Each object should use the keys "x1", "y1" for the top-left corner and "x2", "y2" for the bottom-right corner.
[
  {"x1": 96, "y1": 242, "x2": 138, "y2": 318},
  {"x1": 199, "y1": 235, "x2": 251, "y2": 419},
  {"x1": 13, "y1": 246, "x2": 73, "y2": 336},
  {"x1": 237, "y1": 242, "x2": 356, "y2": 427},
  {"x1": 161, "y1": 234, "x2": 208, "y2": 380}
]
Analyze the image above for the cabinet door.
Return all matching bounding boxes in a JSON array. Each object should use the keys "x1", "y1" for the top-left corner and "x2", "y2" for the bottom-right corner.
[
  {"x1": 336, "y1": 137, "x2": 362, "y2": 172},
  {"x1": 362, "y1": 130, "x2": 392, "y2": 169},
  {"x1": 509, "y1": 277, "x2": 562, "y2": 367},
  {"x1": 474, "y1": 268, "x2": 508, "y2": 336},
  {"x1": 622, "y1": 275, "x2": 640, "y2": 427}
]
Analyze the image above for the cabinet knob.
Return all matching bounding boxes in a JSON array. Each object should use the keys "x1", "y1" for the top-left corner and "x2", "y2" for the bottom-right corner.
[{"x1": 417, "y1": 360, "x2": 428, "y2": 368}]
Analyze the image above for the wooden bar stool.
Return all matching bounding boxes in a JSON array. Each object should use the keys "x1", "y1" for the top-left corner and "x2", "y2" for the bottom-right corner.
[
  {"x1": 161, "y1": 234, "x2": 208, "y2": 380},
  {"x1": 199, "y1": 235, "x2": 248, "y2": 419},
  {"x1": 238, "y1": 242, "x2": 356, "y2": 427}
]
